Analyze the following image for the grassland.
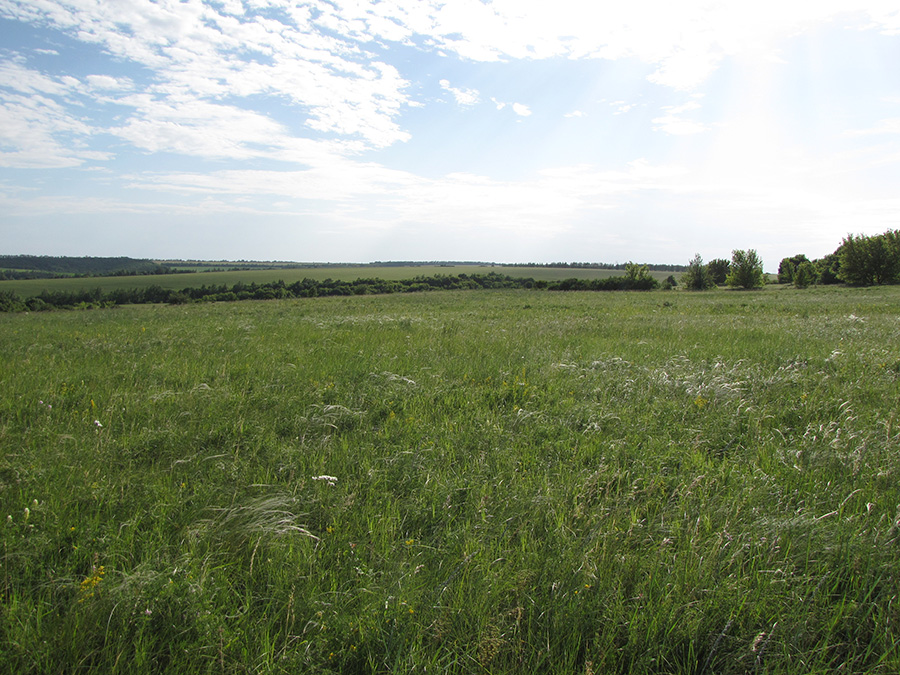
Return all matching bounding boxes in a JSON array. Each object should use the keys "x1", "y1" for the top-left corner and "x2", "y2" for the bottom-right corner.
[
  {"x1": 0, "y1": 265, "x2": 673, "y2": 299},
  {"x1": 2, "y1": 286, "x2": 899, "y2": 673}
]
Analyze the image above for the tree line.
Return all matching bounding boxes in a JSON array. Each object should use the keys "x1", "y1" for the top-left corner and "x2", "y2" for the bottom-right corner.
[
  {"x1": 0, "y1": 267, "x2": 667, "y2": 313},
  {"x1": 679, "y1": 229, "x2": 900, "y2": 291},
  {"x1": 777, "y1": 229, "x2": 900, "y2": 287},
  {"x1": 0, "y1": 255, "x2": 183, "y2": 280},
  {"x1": 2, "y1": 229, "x2": 898, "y2": 311}
]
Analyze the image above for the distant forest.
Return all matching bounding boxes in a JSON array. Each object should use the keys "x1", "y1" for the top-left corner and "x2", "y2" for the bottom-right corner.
[
  {"x1": 1, "y1": 255, "x2": 687, "y2": 279},
  {"x1": 0, "y1": 255, "x2": 182, "y2": 280}
]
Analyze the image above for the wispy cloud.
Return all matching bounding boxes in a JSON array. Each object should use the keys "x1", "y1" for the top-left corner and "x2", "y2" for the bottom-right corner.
[
  {"x1": 652, "y1": 101, "x2": 707, "y2": 136},
  {"x1": 440, "y1": 79, "x2": 479, "y2": 107}
]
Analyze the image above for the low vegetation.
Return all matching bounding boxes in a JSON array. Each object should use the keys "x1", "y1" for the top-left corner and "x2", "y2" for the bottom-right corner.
[{"x1": 2, "y1": 286, "x2": 899, "y2": 673}]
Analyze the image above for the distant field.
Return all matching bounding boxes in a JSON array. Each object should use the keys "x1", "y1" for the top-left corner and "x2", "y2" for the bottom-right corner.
[
  {"x1": 0, "y1": 265, "x2": 673, "y2": 298},
  {"x1": 2, "y1": 286, "x2": 899, "y2": 673}
]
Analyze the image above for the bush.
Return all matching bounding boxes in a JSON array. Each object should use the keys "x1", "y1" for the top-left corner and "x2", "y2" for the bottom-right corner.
[
  {"x1": 793, "y1": 261, "x2": 817, "y2": 288},
  {"x1": 681, "y1": 254, "x2": 715, "y2": 290},
  {"x1": 707, "y1": 258, "x2": 731, "y2": 286},
  {"x1": 726, "y1": 249, "x2": 764, "y2": 289}
]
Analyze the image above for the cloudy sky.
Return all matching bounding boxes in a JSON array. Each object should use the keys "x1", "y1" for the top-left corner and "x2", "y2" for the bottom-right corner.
[{"x1": 1, "y1": 1, "x2": 899, "y2": 267}]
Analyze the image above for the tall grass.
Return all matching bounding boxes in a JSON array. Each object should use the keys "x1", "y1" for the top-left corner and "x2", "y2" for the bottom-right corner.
[{"x1": 2, "y1": 286, "x2": 899, "y2": 673}]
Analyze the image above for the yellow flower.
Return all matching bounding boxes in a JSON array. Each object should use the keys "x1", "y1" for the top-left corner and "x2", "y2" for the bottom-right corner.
[{"x1": 79, "y1": 566, "x2": 105, "y2": 601}]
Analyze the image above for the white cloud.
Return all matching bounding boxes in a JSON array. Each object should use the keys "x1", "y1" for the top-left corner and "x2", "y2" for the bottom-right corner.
[
  {"x1": 307, "y1": 0, "x2": 900, "y2": 92},
  {"x1": 609, "y1": 101, "x2": 635, "y2": 115},
  {"x1": 2, "y1": 0, "x2": 414, "y2": 151},
  {"x1": 0, "y1": 89, "x2": 109, "y2": 168},
  {"x1": 512, "y1": 102, "x2": 531, "y2": 117},
  {"x1": 0, "y1": 60, "x2": 74, "y2": 96},
  {"x1": 85, "y1": 74, "x2": 133, "y2": 91},
  {"x1": 652, "y1": 101, "x2": 707, "y2": 135},
  {"x1": 440, "y1": 79, "x2": 479, "y2": 106},
  {"x1": 565, "y1": 110, "x2": 586, "y2": 118}
]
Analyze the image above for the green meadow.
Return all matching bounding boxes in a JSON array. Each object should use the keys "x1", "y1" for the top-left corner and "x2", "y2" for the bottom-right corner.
[{"x1": 2, "y1": 286, "x2": 899, "y2": 673}]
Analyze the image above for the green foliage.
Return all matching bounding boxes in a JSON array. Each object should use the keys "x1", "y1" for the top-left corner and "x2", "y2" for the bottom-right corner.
[
  {"x1": 837, "y1": 230, "x2": 900, "y2": 286},
  {"x1": 662, "y1": 274, "x2": 678, "y2": 290},
  {"x1": 549, "y1": 263, "x2": 659, "y2": 291},
  {"x1": 793, "y1": 261, "x2": 817, "y2": 288},
  {"x1": 777, "y1": 254, "x2": 811, "y2": 284},
  {"x1": 815, "y1": 253, "x2": 842, "y2": 285},
  {"x1": 0, "y1": 290, "x2": 25, "y2": 312},
  {"x1": 707, "y1": 258, "x2": 731, "y2": 285},
  {"x1": 681, "y1": 254, "x2": 715, "y2": 290},
  {"x1": 726, "y1": 249, "x2": 765, "y2": 289}
]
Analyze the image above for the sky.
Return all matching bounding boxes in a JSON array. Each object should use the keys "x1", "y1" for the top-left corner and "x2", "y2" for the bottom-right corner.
[{"x1": 1, "y1": 1, "x2": 899, "y2": 268}]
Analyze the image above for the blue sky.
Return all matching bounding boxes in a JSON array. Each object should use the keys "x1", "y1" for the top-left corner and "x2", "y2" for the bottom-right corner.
[{"x1": 1, "y1": 1, "x2": 899, "y2": 268}]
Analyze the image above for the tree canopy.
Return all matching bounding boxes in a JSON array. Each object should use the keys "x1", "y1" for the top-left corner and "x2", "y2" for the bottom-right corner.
[
  {"x1": 681, "y1": 254, "x2": 715, "y2": 291},
  {"x1": 726, "y1": 249, "x2": 765, "y2": 289}
]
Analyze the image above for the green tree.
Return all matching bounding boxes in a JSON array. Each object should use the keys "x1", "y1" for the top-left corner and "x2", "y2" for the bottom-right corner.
[
  {"x1": 777, "y1": 254, "x2": 810, "y2": 284},
  {"x1": 681, "y1": 254, "x2": 714, "y2": 290},
  {"x1": 726, "y1": 249, "x2": 764, "y2": 289},
  {"x1": 623, "y1": 261, "x2": 659, "y2": 289},
  {"x1": 707, "y1": 258, "x2": 731, "y2": 286},
  {"x1": 815, "y1": 253, "x2": 841, "y2": 285},
  {"x1": 793, "y1": 261, "x2": 816, "y2": 288},
  {"x1": 838, "y1": 230, "x2": 900, "y2": 285}
]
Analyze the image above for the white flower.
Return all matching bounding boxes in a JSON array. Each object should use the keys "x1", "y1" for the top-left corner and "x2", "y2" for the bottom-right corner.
[
  {"x1": 312, "y1": 475, "x2": 338, "y2": 486},
  {"x1": 94, "y1": 420, "x2": 103, "y2": 427}
]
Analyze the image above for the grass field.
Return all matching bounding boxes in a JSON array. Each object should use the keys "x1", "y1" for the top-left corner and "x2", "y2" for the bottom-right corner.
[
  {"x1": 2, "y1": 286, "x2": 899, "y2": 673},
  {"x1": 0, "y1": 265, "x2": 674, "y2": 299}
]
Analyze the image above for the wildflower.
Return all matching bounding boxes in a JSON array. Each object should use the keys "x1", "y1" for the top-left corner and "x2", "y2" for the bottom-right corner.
[
  {"x1": 79, "y1": 566, "x2": 105, "y2": 601},
  {"x1": 405, "y1": 539, "x2": 414, "y2": 546},
  {"x1": 312, "y1": 475, "x2": 337, "y2": 486},
  {"x1": 94, "y1": 420, "x2": 103, "y2": 428}
]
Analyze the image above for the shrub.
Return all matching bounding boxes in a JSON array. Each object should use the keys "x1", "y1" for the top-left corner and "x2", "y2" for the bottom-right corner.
[{"x1": 726, "y1": 249, "x2": 764, "y2": 289}]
